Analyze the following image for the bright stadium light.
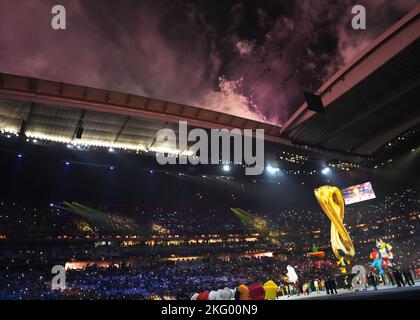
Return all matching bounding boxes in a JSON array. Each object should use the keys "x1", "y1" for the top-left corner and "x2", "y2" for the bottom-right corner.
[
  {"x1": 322, "y1": 167, "x2": 331, "y2": 175},
  {"x1": 222, "y1": 164, "x2": 230, "y2": 172},
  {"x1": 266, "y1": 165, "x2": 280, "y2": 175}
]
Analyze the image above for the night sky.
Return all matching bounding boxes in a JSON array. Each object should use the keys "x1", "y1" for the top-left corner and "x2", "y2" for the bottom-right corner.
[{"x1": 0, "y1": 0, "x2": 418, "y2": 125}]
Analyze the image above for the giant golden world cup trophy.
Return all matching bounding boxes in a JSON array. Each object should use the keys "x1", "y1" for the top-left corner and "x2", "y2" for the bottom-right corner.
[{"x1": 314, "y1": 186, "x2": 355, "y2": 261}]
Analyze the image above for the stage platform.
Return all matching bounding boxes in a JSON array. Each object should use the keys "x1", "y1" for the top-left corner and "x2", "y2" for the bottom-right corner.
[{"x1": 278, "y1": 281, "x2": 420, "y2": 300}]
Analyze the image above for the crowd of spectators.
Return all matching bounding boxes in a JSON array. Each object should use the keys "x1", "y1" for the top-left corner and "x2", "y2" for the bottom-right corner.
[
  {"x1": 0, "y1": 189, "x2": 418, "y2": 299},
  {"x1": 0, "y1": 254, "x2": 418, "y2": 300}
]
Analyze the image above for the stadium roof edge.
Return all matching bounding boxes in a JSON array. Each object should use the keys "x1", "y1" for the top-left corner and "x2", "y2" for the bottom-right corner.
[
  {"x1": 280, "y1": 5, "x2": 420, "y2": 137},
  {"x1": 0, "y1": 72, "x2": 291, "y2": 146}
]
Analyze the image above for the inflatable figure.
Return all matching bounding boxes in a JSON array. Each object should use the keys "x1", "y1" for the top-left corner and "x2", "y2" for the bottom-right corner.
[
  {"x1": 369, "y1": 238, "x2": 395, "y2": 271},
  {"x1": 286, "y1": 265, "x2": 298, "y2": 283},
  {"x1": 308, "y1": 244, "x2": 326, "y2": 259},
  {"x1": 219, "y1": 287, "x2": 232, "y2": 300},
  {"x1": 263, "y1": 280, "x2": 279, "y2": 300},
  {"x1": 230, "y1": 288, "x2": 237, "y2": 300},
  {"x1": 370, "y1": 249, "x2": 385, "y2": 276},
  {"x1": 376, "y1": 238, "x2": 392, "y2": 254},
  {"x1": 314, "y1": 186, "x2": 355, "y2": 260},
  {"x1": 249, "y1": 283, "x2": 265, "y2": 300},
  {"x1": 208, "y1": 290, "x2": 218, "y2": 300},
  {"x1": 197, "y1": 291, "x2": 210, "y2": 300},
  {"x1": 376, "y1": 238, "x2": 393, "y2": 265},
  {"x1": 314, "y1": 185, "x2": 355, "y2": 273},
  {"x1": 236, "y1": 284, "x2": 250, "y2": 300},
  {"x1": 191, "y1": 292, "x2": 199, "y2": 300},
  {"x1": 337, "y1": 257, "x2": 350, "y2": 274}
]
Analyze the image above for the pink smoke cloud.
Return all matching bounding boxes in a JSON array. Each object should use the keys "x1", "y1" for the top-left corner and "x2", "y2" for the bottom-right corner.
[{"x1": 0, "y1": 0, "x2": 417, "y2": 126}]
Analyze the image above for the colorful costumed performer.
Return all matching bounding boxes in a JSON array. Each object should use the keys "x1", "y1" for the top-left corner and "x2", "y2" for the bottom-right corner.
[
  {"x1": 376, "y1": 238, "x2": 394, "y2": 267},
  {"x1": 369, "y1": 238, "x2": 394, "y2": 275},
  {"x1": 370, "y1": 249, "x2": 385, "y2": 276},
  {"x1": 286, "y1": 265, "x2": 298, "y2": 284}
]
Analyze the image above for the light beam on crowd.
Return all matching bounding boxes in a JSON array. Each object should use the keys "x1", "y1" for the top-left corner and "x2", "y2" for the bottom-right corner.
[
  {"x1": 50, "y1": 203, "x2": 77, "y2": 213},
  {"x1": 66, "y1": 202, "x2": 138, "y2": 232},
  {"x1": 231, "y1": 208, "x2": 267, "y2": 232}
]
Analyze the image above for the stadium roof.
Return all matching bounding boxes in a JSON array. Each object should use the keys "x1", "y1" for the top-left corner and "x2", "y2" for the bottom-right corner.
[
  {"x1": 280, "y1": 6, "x2": 420, "y2": 157},
  {"x1": 0, "y1": 73, "x2": 291, "y2": 155}
]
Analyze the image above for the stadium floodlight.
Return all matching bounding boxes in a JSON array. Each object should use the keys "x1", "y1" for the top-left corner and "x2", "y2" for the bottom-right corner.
[
  {"x1": 17, "y1": 154, "x2": 23, "y2": 158},
  {"x1": 65, "y1": 161, "x2": 70, "y2": 166},
  {"x1": 322, "y1": 167, "x2": 331, "y2": 175},
  {"x1": 222, "y1": 164, "x2": 230, "y2": 172},
  {"x1": 110, "y1": 166, "x2": 115, "y2": 170},
  {"x1": 266, "y1": 165, "x2": 280, "y2": 175}
]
